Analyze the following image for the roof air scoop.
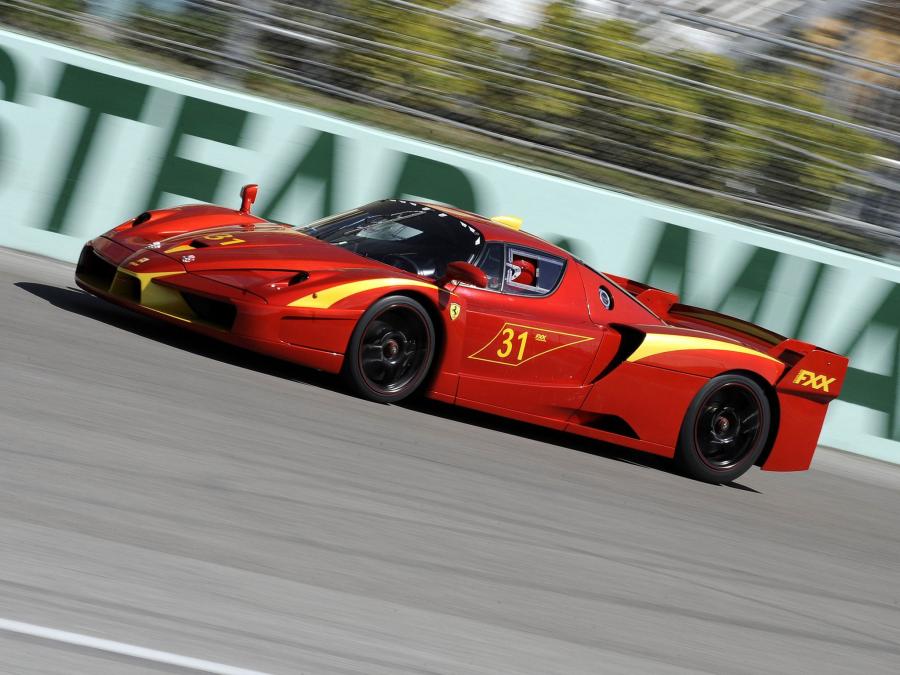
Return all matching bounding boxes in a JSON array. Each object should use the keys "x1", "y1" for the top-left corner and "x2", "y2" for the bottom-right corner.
[
  {"x1": 239, "y1": 184, "x2": 259, "y2": 215},
  {"x1": 490, "y1": 215, "x2": 523, "y2": 231}
]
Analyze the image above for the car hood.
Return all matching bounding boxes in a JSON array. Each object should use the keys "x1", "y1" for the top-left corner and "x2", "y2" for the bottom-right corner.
[
  {"x1": 151, "y1": 225, "x2": 381, "y2": 272},
  {"x1": 112, "y1": 224, "x2": 435, "y2": 303}
]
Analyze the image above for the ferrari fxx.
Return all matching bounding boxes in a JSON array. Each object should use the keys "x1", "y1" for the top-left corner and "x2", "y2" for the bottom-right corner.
[{"x1": 75, "y1": 185, "x2": 848, "y2": 482}]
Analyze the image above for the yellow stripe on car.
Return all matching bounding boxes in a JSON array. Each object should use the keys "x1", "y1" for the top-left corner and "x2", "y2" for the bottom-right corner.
[
  {"x1": 114, "y1": 268, "x2": 193, "y2": 321},
  {"x1": 164, "y1": 244, "x2": 195, "y2": 254},
  {"x1": 627, "y1": 333, "x2": 780, "y2": 364},
  {"x1": 288, "y1": 278, "x2": 437, "y2": 309},
  {"x1": 116, "y1": 269, "x2": 183, "y2": 291}
]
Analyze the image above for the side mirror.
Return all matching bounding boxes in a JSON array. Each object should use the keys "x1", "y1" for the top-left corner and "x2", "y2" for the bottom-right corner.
[
  {"x1": 239, "y1": 183, "x2": 259, "y2": 214},
  {"x1": 439, "y1": 261, "x2": 488, "y2": 288}
]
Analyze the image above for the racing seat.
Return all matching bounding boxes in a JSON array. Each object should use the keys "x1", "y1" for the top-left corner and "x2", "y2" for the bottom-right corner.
[{"x1": 510, "y1": 257, "x2": 537, "y2": 286}]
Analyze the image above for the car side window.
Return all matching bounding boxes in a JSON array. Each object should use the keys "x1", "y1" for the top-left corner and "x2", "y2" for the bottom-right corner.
[
  {"x1": 473, "y1": 243, "x2": 566, "y2": 296},
  {"x1": 503, "y1": 246, "x2": 566, "y2": 297},
  {"x1": 476, "y1": 243, "x2": 506, "y2": 291}
]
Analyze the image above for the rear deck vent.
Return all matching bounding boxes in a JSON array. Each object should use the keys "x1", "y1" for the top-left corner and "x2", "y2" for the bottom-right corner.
[{"x1": 181, "y1": 292, "x2": 237, "y2": 331}]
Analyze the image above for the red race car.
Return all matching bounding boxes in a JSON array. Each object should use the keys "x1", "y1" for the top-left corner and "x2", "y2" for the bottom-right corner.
[{"x1": 76, "y1": 185, "x2": 848, "y2": 483}]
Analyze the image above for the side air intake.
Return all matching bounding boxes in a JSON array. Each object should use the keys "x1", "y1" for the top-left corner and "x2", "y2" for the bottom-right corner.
[{"x1": 592, "y1": 324, "x2": 646, "y2": 382}]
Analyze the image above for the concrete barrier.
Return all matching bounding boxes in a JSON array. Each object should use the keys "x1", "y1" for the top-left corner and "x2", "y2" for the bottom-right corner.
[{"x1": 1, "y1": 29, "x2": 897, "y2": 463}]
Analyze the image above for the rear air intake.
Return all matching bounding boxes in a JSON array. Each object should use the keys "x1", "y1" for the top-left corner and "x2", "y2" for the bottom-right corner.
[
  {"x1": 180, "y1": 292, "x2": 237, "y2": 331},
  {"x1": 583, "y1": 415, "x2": 639, "y2": 439}
]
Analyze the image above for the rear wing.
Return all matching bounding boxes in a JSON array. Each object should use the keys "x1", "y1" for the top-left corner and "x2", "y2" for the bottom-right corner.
[
  {"x1": 767, "y1": 339, "x2": 848, "y2": 401},
  {"x1": 665, "y1": 305, "x2": 848, "y2": 399},
  {"x1": 605, "y1": 275, "x2": 849, "y2": 399},
  {"x1": 762, "y1": 339, "x2": 849, "y2": 471}
]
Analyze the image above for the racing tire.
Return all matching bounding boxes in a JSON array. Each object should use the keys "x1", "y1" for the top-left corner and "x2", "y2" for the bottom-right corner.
[
  {"x1": 675, "y1": 374, "x2": 771, "y2": 484},
  {"x1": 344, "y1": 295, "x2": 436, "y2": 404}
]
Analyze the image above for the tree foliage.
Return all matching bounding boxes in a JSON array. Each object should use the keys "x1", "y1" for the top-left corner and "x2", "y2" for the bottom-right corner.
[
  {"x1": 124, "y1": 1, "x2": 229, "y2": 70},
  {"x1": 323, "y1": 0, "x2": 880, "y2": 212},
  {"x1": 6, "y1": 0, "x2": 884, "y2": 218},
  {"x1": 0, "y1": 0, "x2": 86, "y2": 39}
]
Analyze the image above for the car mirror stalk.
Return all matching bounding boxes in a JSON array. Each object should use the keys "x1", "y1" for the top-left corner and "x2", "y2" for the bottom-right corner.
[
  {"x1": 438, "y1": 261, "x2": 488, "y2": 288},
  {"x1": 239, "y1": 184, "x2": 259, "y2": 215}
]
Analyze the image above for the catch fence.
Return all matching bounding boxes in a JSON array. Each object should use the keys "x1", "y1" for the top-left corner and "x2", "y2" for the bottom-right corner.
[{"x1": 3, "y1": 0, "x2": 899, "y2": 255}]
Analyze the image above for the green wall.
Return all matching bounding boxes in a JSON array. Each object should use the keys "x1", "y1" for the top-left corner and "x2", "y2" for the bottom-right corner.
[{"x1": 1, "y1": 29, "x2": 897, "y2": 463}]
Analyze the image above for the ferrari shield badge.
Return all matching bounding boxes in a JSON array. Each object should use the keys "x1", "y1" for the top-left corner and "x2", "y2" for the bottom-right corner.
[{"x1": 449, "y1": 302, "x2": 461, "y2": 321}]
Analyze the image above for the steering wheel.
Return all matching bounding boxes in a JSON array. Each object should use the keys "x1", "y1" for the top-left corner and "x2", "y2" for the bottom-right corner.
[{"x1": 382, "y1": 254, "x2": 423, "y2": 276}]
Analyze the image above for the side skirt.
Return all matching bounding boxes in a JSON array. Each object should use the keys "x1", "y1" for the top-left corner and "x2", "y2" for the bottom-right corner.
[{"x1": 452, "y1": 397, "x2": 675, "y2": 458}]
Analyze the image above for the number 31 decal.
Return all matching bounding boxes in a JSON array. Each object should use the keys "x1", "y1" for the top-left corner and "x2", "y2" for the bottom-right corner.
[
  {"x1": 470, "y1": 322, "x2": 593, "y2": 366},
  {"x1": 497, "y1": 327, "x2": 529, "y2": 361},
  {"x1": 203, "y1": 233, "x2": 245, "y2": 245}
]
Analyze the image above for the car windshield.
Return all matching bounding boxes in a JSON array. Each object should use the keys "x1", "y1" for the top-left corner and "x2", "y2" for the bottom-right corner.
[{"x1": 298, "y1": 201, "x2": 484, "y2": 278}]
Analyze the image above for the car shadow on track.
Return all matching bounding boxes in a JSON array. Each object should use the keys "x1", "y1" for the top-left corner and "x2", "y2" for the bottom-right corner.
[
  {"x1": 15, "y1": 281, "x2": 344, "y2": 395},
  {"x1": 17, "y1": 281, "x2": 761, "y2": 493},
  {"x1": 404, "y1": 398, "x2": 760, "y2": 493}
]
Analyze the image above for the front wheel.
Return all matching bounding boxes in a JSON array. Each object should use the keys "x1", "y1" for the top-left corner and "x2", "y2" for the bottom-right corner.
[
  {"x1": 343, "y1": 295, "x2": 436, "y2": 404},
  {"x1": 675, "y1": 374, "x2": 771, "y2": 484}
]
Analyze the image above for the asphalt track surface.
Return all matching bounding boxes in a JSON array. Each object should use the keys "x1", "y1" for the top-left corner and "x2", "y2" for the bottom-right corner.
[{"x1": 2, "y1": 246, "x2": 899, "y2": 674}]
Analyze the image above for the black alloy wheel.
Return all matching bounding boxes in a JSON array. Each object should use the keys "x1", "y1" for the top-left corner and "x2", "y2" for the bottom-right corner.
[
  {"x1": 676, "y1": 374, "x2": 771, "y2": 483},
  {"x1": 344, "y1": 295, "x2": 435, "y2": 403}
]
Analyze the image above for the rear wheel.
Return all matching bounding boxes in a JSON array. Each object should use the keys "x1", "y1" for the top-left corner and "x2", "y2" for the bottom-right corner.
[
  {"x1": 675, "y1": 374, "x2": 771, "y2": 483},
  {"x1": 344, "y1": 295, "x2": 435, "y2": 404}
]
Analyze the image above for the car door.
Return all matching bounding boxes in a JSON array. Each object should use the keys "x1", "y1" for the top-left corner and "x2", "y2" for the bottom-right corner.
[{"x1": 453, "y1": 243, "x2": 606, "y2": 426}]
